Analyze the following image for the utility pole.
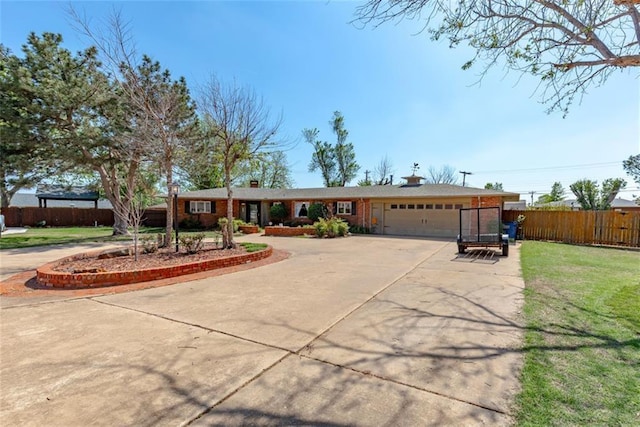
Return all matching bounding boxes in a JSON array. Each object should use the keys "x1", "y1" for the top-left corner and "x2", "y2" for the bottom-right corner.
[
  {"x1": 529, "y1": 191, "x2": 535, "y2": 206},
  {"x1": 460, "y1": 171, "x2": 472, "y2": 187},
  {"x1": 364, "y1": 169, "x2": 370, "y2": 183}
]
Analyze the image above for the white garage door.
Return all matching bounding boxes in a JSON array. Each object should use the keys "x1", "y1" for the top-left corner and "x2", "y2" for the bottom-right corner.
[{"x1": 383, "y1": 202, "x2": 462, "y2": 237}]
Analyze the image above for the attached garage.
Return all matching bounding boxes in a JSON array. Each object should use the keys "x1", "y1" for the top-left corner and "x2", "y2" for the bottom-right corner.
[{"x1": 377, "y1": 199, "x2": 469, "y2": 237}]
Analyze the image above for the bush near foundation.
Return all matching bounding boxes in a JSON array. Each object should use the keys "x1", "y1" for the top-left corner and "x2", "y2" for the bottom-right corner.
[{"x1": 314, "y1": 217, "x2": 348, "y2": 238}]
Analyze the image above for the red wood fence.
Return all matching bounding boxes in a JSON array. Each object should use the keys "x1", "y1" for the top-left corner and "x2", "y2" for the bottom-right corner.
[
  {"x1": 2, "y1": 207, "x2": 166, "y2": 228},
  {"x1": 503, "y1": 210, "x2": 640, "y2": 247}
]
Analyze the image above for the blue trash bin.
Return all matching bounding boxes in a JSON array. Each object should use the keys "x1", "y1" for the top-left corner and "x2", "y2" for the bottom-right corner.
[{"x1": 506, "y1": 221, "x2": 517, "y2": 239}]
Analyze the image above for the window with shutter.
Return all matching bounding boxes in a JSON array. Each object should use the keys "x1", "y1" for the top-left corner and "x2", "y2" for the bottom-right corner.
[{"x1": 337, "y1": 201, "x2": 352, "y2": 215}]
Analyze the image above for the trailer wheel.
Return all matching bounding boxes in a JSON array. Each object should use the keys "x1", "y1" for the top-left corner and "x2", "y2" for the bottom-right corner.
[
  {"x1": 502, "y1": 242, "x2": 509, "y2": 257},
  {"x1": 458, "y1": 245, "x2": 466, "y2": 254}
]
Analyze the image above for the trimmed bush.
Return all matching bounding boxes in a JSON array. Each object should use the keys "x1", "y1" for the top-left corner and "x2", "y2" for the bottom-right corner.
[
  {"x1": 179, "y1": 233, "x2": 205, "y2": 254},
  {"x1": 307, "y1": 202, "x2": 326, "y2": 222},
  {"x1": 269, "y1": 203, "x2": 287, "y2": 222},
  {"x1": 179, "y1": 216, "x2": 203, "y2": 230},
  {"x1": 141, "y1": 235, "x2": 159, "y2": 253}
]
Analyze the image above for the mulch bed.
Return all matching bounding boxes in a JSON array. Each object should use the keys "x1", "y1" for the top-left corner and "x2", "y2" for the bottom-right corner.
[
  {"x1": 53, "y1": 244, "x2": 246, "y2": 273},
  {"x1": 0, "y1": 248, "x2": 290, "y2": 298}
]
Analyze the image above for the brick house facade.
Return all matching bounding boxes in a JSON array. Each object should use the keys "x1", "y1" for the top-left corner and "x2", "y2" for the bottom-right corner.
[{"x1": 171, "y1": 183, "x2": 519, "y2": 238}]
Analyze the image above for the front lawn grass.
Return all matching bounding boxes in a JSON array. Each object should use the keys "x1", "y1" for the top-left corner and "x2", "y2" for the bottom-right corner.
[
  {"x1": 516, "y1": 241, "x2": 640, "y2": 426},
  {"x1": 0, "y1": 226, "x2": 163, "y2": 250},
  {"x1": 239, "y1": 242, "x2": 268, "y2": 252}
]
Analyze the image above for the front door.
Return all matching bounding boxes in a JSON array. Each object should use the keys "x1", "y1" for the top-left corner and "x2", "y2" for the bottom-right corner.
[{"x1": 248, "y1": 202, "x2": 260, "y2": 225}]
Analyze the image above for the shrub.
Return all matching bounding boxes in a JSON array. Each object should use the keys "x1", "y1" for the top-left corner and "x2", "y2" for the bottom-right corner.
[
  {"x1": 269, "y1": 203, "x2": 287, "y2": 222},
  {"x1": 284, "y1": 219, "x2": 313, "y2": 227},
  {"x1": 141, "y1": 235, "x2": 159, "y2": 253},
  {"x1": 179, "y1": 216, "x2": 203, "y2": 230},
  {"x1": 179, "y1": 232, "x2": 205, "y2": 254},
  {"x1": 314, "y1": 217, "x2": 349, "y2": 238},
  {"x1": 349, "y1": 225, "x2": 370, "y2": 234},
  {"x1": 307, "y1": 202, "x2": 326, "y2": 222},
  {"x1": 233, "y1": 218, "x2": 245, "y2": 232},
  {"x1": 218, "y1": 217, "x2": 228, "y2": 229}
]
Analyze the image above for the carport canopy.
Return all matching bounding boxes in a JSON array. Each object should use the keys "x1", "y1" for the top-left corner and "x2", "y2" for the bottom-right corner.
[{"x1": 36, "y1": 185, "x2": 100, "y2": 209}]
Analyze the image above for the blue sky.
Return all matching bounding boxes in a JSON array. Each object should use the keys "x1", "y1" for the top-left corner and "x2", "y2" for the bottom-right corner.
[{"x1": 2, "y1": 1, "x2": 639, "y2": 202}]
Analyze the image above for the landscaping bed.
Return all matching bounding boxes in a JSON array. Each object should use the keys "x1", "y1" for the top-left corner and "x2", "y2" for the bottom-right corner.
[{"x1": 37, "y1": 243, "x2": 272, "y2": 289}]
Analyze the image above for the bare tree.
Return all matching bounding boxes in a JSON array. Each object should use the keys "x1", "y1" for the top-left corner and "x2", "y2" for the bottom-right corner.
[
  {"x1": 69, "y1": 8, "x2": 197, "y2": 242},
  {"x1": 199, "y1": 76, "x2": 282, "y2": 248},
  {"x1": 425, "y1": 165, "x2": 459, "y2": 184},
  {"x1": 354, "y1": 1, "x2": 640, "y2": 115},
  {"x1": 373, "y1": 155, "x2": 395, "y2": 185}
]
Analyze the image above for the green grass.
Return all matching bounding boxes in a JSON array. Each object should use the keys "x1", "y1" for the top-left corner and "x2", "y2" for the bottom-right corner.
[
  {"x1": 0, "y1": 226, "x2": 164, "y2": 250},
  {"x1": 516, "y1": 241, "x2": 640, "y2": 426},
  {"x1": 239, "y1": 242, "x2": 268, "y2": 252}
]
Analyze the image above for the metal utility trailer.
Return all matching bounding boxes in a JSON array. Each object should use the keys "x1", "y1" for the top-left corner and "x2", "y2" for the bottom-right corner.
[{"x1": 457, "y1": 207, "x2": 509, "y2": 257}]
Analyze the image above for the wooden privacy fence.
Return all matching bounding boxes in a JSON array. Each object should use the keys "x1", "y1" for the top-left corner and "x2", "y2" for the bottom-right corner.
[
  {"x1": 2, "y1": 207, "x2": 166, "y2": 228},
  {"x1": 503, "y1": 210, "x2": 640, "y2": 247},
  {"x1": 3, "y1": 207, "x2": 114, "y2": 227}
]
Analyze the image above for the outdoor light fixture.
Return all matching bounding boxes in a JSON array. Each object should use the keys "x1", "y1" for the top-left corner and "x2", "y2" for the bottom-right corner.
[{"x1": 170, "y1": 183, "x2": 180, "y2": 252}]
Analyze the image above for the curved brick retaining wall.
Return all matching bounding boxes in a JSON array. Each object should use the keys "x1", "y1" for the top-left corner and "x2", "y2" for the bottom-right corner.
[{"x1": 36, "y1": 246, "x2": 273, "y2": 289}]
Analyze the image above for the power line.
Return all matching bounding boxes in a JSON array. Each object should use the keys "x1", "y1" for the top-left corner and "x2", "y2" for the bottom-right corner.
[
  {"x1": 459, "y1": 171, "x2": 472, "y2": 186},
  {"x1": 473, "y1": 161, "x2": 623, "y2": 175}
]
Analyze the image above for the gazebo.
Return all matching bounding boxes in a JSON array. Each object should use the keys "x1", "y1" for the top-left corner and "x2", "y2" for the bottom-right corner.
[{"x1": 36, "y1": 185, "x2": 100, "y2": 209}]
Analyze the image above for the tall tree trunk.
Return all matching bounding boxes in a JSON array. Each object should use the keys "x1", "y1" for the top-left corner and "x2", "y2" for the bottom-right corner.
[
  {"x1": 224, "y1": 166, "x2": 236, "y2": 249},
  {"x1": 165, "y1": 182, "x2": 174, "y2": 248}
]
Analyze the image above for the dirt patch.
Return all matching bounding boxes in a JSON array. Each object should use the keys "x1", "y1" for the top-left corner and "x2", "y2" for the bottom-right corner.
[{"x1": 53, "y1": 244, "x2": 246, "y2": 273}]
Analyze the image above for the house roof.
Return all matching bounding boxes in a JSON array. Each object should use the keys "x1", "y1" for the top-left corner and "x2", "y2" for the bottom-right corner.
[
  {"x1": 36, "y1": 185, "x2": 99, "y2": 201},
  {"x1": 177, "y1": 184, "x2": 520, "y2": 201}
]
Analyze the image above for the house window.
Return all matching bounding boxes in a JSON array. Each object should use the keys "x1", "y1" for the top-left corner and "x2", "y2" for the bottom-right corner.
[
  {"x1": 417, "y1": 204, "x2": 424, "y2": 209},
  {"x1": 390, "y1": 204, "x2": 398, "y2": 209},
  {"x1": 190, "y1": 201, "x2": 212, "y2": 213},
  {"x1": 445, "y1": 204, "x2": 453, "y2": 210},
  {"x1": 407, "y1": 204, "x2": 415, "y2": 209},
  {"x1": 435, "y1": 204, "x2": 443, "y2": 210},
  {"x1": 426, "y1": 204, "x2": 433, "y2": 209},
  {"x1": 399, "y1": 204, "x2": 406, "y2": 209},
  {"x1": 337, "y1": 201, "x2": 352, "y2": 215},
  {"x1": 455, "y1": 204, "x2": 463, "y2": 209},
  {"x1": 294, "y1": 201, "x2": 310, "y2": 217}
]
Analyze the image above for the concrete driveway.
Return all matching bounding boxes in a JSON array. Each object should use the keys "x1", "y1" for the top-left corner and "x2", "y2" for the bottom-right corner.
[{"x1": 0, "y1": 235, "x2": 524, "y2": 426}]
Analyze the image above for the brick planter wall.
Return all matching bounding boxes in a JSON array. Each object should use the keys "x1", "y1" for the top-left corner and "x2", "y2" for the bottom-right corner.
[
  {"x1": 36, "y1": 246, "x2": 273, "y2": 289},
  {"x1": 238, "y1": 225, "x2": 259, "y2": 234},
  {"x1": 264, "y1": 226, "x2": 316, "y2": 237}
]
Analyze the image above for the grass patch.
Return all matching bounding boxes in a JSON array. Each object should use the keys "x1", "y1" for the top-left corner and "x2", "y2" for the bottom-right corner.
[
  {"x1": 516, "y1": 242, "x2": 640, "y2": 426},
  {"x1": 239, "y1": 242, "x2": 267, "y2": 253},
  {"x1": 0, "y1": 226, "x2": 164, "y2": 250}
]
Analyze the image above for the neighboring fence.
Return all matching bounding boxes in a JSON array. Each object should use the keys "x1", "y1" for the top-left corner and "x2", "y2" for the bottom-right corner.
[
  {"x1": 503, "y1": 210, "x2": 640, "y2": 247},
  {"x1": 2, "y1": 207, "x2": 167, "y2": 228},
  {"x1": 3, "y1": 207, "x2": 114, "y2": 227},
  {"x1": 141, "y1": 209, "x2": 167, "y2": 228}
]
